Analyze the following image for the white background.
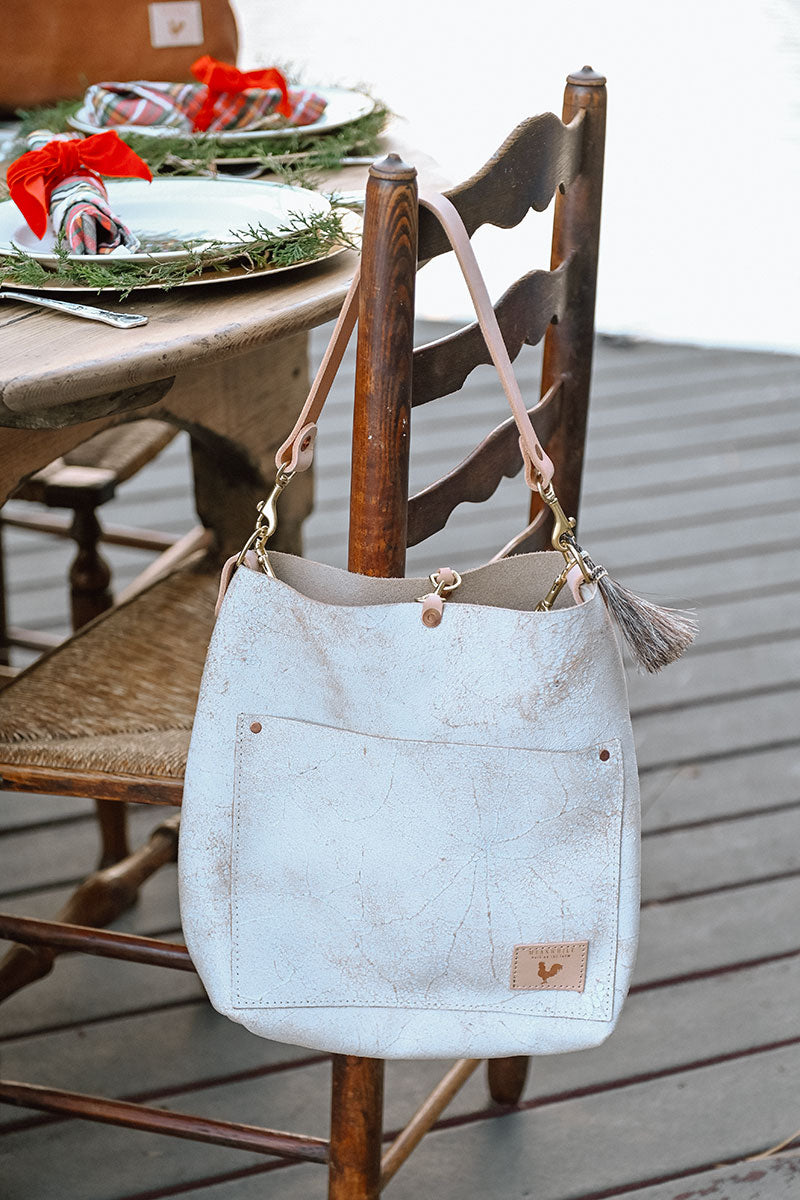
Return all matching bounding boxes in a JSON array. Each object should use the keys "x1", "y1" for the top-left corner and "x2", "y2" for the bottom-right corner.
[{"x1": 234, "y1": 0, "x2": 800, "y2": 351}]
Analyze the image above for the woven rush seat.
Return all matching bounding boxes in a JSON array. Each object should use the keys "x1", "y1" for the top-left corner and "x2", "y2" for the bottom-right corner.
[
  {"x1": 0, "y1": 561, "x2": 218, "y2": 788},
  {"x1": 12, "y1": 420, "x2": 177, "y2": 504}
]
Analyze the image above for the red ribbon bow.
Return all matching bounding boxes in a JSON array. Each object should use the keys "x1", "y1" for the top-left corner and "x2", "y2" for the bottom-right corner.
[
  {"x1": 7, "y1": 132, "x2": 152, "y2": 240},
  {"x1": 190, "y1": 55, "x2": 292, "y2": 132}
]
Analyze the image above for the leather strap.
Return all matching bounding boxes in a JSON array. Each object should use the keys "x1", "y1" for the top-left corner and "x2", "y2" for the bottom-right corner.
[
  {"x1": 276, "y1": 189, "x2": 555, "y2": 489},
  {"x1": 275, "y1": 269, "x2": 360, "y2": 473}
]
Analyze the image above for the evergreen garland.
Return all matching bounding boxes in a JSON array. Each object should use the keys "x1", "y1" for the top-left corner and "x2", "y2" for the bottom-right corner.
[
  {"x1": 2, "y1": 86, "x2": 378, "y2": 294},
  {"x1": 12, "y1": 99, "x2": 390, "y2": 186},
  {"x1": 0, "y1": 207, "x2": 358, "y2": 299}
]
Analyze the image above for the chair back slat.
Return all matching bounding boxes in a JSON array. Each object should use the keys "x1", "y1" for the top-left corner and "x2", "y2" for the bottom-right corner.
[
  {"x1": 417, "y1": 111, "x2": 584, "y2": 261},
  {"x1": 411, "y1": 262, "x2": 569, "y2": 409},
  {"x1": 492, "y1": 505, "x2": 550, "y2": 560},
  {"x1": 407, "y1": 384, "x2": 563, "y2": 548},
  {"x1": 349, "y1": 69, "x2": 606, "y2": 572}
]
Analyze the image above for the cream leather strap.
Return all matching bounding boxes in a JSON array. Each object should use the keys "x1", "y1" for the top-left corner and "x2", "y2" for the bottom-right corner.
[{"x1": 276, "y1": 189, "x2": 555, "y2": 489}]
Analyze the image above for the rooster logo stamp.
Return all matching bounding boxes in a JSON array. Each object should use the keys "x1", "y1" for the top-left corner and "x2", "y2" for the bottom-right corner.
[
  {"x1": 537, "y1": 960, "x2": 563, "y2": 982},
  {"x1": 510, "y1": 942, "x2": 588, "y2": 992}
]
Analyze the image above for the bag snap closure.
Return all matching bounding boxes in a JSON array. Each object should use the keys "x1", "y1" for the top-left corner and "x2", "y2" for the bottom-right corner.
[
  {"x1": 417, "y1": 567, "x2": 462, "y2": 627},
  {"x1": 421, "y1": 593, "x2": 444, "y2": 627}
]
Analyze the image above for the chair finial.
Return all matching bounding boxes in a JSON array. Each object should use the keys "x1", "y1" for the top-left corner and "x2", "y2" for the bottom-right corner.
[
  {"x1": 370, "y1": 153, "x2": 417, "y2": 181},
  {"x1": 567, "y1": 66, "x2": 606, "y2": 86}
]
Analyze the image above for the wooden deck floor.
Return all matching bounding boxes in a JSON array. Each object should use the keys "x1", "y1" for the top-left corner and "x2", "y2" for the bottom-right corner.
[{"x1": 1, "y1": 328, "x2": 799, "y2": 1199}]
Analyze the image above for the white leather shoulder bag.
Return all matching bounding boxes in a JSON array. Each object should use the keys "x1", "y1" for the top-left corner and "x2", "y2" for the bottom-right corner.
[{"x1": 179, "y1": 193, "x2": 695, "y2": 1060}]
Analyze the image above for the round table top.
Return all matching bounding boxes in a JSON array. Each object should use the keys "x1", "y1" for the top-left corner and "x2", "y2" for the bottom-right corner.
[
  {"x1": 0, "y1": 139, "x2": 448, "y2": 428},
  {"x1": 0, "y1": 246, "x2": 357, "y2": 422}
]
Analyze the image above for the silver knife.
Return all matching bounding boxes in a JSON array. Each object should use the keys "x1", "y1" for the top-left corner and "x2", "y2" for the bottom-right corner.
[{"x1": 0, "y1": 290, "x2": 148, "y2": 328}]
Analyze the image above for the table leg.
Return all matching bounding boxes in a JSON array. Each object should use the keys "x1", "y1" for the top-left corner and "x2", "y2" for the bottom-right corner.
[{"x1": 161, "y1": 331, "x2": 314, "y2": 561}]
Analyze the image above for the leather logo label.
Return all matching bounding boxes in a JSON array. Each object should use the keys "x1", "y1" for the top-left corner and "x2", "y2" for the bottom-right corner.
[{"x1": 510, "y1": 941, "x2": 588, "y2": 992}]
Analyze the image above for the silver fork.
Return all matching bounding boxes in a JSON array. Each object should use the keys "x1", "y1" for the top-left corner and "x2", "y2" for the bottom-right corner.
[{"x1": 0, "y1": 291, "x2": 148, "y2": 328}]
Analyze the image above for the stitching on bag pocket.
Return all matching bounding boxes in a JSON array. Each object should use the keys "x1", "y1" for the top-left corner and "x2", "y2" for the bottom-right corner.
[{"x1": 230, "y1": 717, "x2": 626, "y2": 1021}]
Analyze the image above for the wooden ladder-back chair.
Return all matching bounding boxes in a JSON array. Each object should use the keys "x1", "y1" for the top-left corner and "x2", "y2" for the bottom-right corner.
[
  {"x1": 0, "y1": 418, "x2": 179, "y2": 657},
  {"x1": 0, "y1": 66, "x2": 606, "y2": 1199},
  {"x1": 0, "y1": 418, "x2": 185, "y2": 870}
]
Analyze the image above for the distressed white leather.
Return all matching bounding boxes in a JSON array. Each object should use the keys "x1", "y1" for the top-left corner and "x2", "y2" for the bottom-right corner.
[{"x1": 179, "y1": 549, "x2": 640, "y2": 1059}]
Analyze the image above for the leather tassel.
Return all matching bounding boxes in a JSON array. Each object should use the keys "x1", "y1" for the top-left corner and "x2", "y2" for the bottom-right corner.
[{"x1": 595, "y1": 571, "x2": 698, "y2": 673}]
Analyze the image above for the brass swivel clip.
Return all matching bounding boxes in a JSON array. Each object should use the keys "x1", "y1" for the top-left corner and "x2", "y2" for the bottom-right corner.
[
  {"x1": 236, "y1": 465, "x2": 296, "y2": 577},
  {"x1": 535, "y1": 480, "x2": 598, "y2": 612}
]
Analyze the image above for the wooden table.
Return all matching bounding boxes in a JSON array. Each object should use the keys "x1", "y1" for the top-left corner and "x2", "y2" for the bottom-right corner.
[
  {"x1": 0, "y1": 246, "x2": 355, "y2": 559},
  {"x1": 0, "y1": 145, "x2": 445, "y2": 559}
]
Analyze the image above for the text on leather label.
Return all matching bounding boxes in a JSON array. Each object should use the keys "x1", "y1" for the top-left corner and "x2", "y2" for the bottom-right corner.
[
  {"x1": 148, "y1": 2, "x2": 204, "y2": 47},
  {"x1": 510, "y1": 941, "x2": 588, "y2": 991}
]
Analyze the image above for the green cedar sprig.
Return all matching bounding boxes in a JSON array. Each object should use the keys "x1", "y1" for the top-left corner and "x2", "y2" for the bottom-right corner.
[
  {"x1": 0, "y1": 206, "x2": 357, "y2": 299},
  {"x1": 12, "y1": 100, "x2": 390, "y2": 186}
]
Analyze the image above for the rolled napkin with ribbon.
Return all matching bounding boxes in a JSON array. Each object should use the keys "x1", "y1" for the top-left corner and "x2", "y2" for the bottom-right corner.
[
  {"x1": 7, "y1": 131, "x2": 152, "y2": 254},
  {"x1": 83, "y1": 56, "x2": 327, "y2": 134}
]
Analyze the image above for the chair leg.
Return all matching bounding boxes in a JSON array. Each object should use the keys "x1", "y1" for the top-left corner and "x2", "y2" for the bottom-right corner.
[
  {"x1": 0, "y1": 814, "x2": 179, "y2": 1001},
  {"x1": 68, "y1": 505, "x2": 131, "y2": 868},
  {"x1": 94, "y1": 799, "x2": 130, "y2": 867},
  {"x1": 68, "y1": 505, "x2": 113, "y2": 630},
  {"x1": 328, "y1": 1055, "x2": 384, "y2": 1199},
  {"x1": 487, "y1": 1056, "x2": 530, "y2": 1105},
  {"x1": 0, "y1": 522, "x2": 10, "y2": 667}
]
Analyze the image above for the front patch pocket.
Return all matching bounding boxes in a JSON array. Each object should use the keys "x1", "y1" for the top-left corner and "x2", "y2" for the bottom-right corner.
[{"x1": 231, "y1": 716, "x2": 625, "y2": 1022}]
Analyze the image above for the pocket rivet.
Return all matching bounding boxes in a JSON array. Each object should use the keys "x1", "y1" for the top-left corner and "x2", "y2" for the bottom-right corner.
[
  {"x1": 250, "y1": 721, "x2": 263, "y2": 734},
  {"x1": 599, "y1": 748, "x2": 610, "y2": 762}
]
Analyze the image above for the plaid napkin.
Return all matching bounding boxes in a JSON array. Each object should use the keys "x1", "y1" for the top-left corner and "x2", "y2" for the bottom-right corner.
[
  {"x1": 83, "y1": 57, "x2": 327, "y2": 134},
  {"x1": 285, "y1": 88, "x2": 328, "y2": 128},
  {"x1": 8, "y1": 131, "x2": 151, "y2": 254}
]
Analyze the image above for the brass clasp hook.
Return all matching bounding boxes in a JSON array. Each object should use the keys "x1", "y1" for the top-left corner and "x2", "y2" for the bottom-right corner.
[
  {"x1": 534, "y1": 480, "x2": 597, "y2": 611},
  {"x1": 538, "y1": 480, "x2": 576, "y2": 554},
  {"x1": 255, "y1": 465, "x2": 294, "y2": 541},
  {"x1": 236, "y1": 466, "x2": 295, "y2": 574}
]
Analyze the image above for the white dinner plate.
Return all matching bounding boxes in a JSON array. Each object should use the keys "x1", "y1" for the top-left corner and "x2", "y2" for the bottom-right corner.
[
  {"x1": 67, "y1": 86, "x2": 376, "y2": 143},
  {"x1": 0, "y1": 177, "x2": 332, "y2": 264}
]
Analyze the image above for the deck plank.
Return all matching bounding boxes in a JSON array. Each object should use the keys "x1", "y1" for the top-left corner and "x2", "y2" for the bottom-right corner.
[
  {"x1": 632, "y1": 690, "x2": 800, "y2": 770},
  {"x1": 326, "y1": 1047, "x2": 800, "y2": 1200},
  {"x1": 1, "y1": 332, "x2": 798, "y2": 1199},
  {"x1": 627, "y1": 636, "x2": 800, "y2": 712},
  {"x1": 639, "y1": 745, "x2": 800, "y2": 829},
  {"x1": 2, "y1": 874, "x2": 797, "y2": 1040},
  {"x1": 2, "y1": 955, "x2": 796, "y2": 1130},
  {"x1": 71, "y1": 1045, "x2": 797, "y2": 1200},
  {"x1": 618, "y1": 1155, "x2": 800, "y2": 1200},
  {"x1": 2, "y1": 1001, "x2": 797, "y2": 1200},
  {"x1": 303, "y1": 467, "x2": 800, "y2": 544},
  {"x1": 0, "y1": 793, "x2": 94, "y2": 832},
  {"x1": 641, "y1": 809, "x2": 800, "y2": 901},
  {"x1": 0, "y1": 806, "x2": 176, "y2": 898}
]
